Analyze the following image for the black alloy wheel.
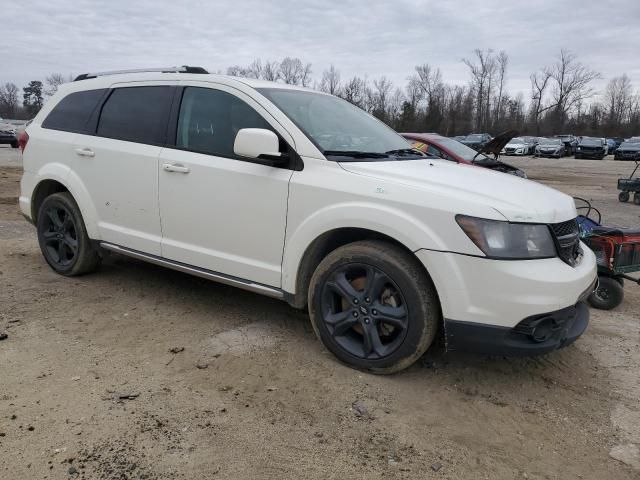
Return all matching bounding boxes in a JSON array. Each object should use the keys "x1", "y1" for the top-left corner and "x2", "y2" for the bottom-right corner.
[
  {"x1": 319, "y1": 263, "x2": 408, "y2": 360},
  {"x1": 36, "y1": 192, "x2": 101, "y2": 276},
  {"x1": 308, "y1": 240, "x2": 440, "y2": 374},
  {"x1": 40, "y1": 203, "x2": 78, "y2": 268}
]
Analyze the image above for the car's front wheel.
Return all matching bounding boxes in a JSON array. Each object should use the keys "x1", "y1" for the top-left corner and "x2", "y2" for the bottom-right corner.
[
  {"x1": 308, "y1": 240, "x2": 440, "y2": 374},
  {"x1": 36, "y1": 192, "x2": 101, "y2": 276}
]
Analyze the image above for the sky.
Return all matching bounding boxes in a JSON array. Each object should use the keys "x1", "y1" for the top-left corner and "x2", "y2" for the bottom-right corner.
[{"x1": 3, "y1": 0, "x2": 639, "y2": 103}]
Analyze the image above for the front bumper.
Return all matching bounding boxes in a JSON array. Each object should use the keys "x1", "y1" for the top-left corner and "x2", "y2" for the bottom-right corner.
[
  {"x1": 444, "y1": 298, "x2": 591, "y2": 356},
  {"x1": 537, "y1": 150, "x2": 562, "y2": 158},
  {"x1": 415, "y1": 246, "x2": 597, "y2": 354}
]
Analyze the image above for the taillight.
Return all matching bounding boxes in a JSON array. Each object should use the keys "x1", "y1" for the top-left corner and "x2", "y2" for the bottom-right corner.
[{"x1": 18, "y1": 130, "x2": 29, "y2": 152}]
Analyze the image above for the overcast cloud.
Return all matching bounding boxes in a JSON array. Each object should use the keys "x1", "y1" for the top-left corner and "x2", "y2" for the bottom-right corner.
[{"x1": 3, "y1": 0, "x2": 639, "y2": 101}]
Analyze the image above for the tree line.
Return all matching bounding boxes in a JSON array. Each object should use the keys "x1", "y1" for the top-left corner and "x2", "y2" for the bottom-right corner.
[{"x1": 1, "y1": 51, "x2": 638, "y2": 138}]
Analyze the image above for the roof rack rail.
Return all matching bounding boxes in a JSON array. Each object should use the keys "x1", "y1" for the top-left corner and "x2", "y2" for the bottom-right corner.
[{"x1": 73, "y1": 66, "x2": 208, "y2": 81}]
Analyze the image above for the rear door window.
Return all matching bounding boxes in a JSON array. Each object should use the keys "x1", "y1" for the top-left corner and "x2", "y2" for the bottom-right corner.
[
  {"x1": 176, "y1": 87, "x2": 274, "y2": 158},
  {"x1": 97, "y1": 86, "x2": 172, "y2": 145},
  {"x1": 42, "y1": 89, "x2": 107, "y2": 133}
]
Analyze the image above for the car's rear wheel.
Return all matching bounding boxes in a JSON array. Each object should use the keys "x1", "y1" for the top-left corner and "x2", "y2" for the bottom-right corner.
[
  {"x1": 308, "y1": 240, "x2": 440, "y2": 374},
  {"x1": 37, "y1": 192, "x2": 101, "y2": 276}
]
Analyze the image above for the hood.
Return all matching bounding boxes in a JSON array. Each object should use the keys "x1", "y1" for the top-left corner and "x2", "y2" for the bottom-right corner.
[
  {"x1": 479, "y1": 130, "x2": 518, "y2": 155},
  {"x1": 339, "y1": 159, "x2": 575, "y2": 224},
  {"x1": 618, "y1": 145, "x2": 640, "y2": 152},
  {"x1": 539, "y1": 143, "x2": 562, "y2": 148}
]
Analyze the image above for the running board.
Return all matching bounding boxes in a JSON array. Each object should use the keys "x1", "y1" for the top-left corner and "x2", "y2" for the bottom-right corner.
[{"x1": 99, "y1": 242, "x2": 284, "y2": 300}]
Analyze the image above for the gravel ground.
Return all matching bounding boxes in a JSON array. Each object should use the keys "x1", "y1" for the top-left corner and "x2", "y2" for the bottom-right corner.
[{"x1": 1, "y1": 145, "x2": 639, "y2": 479}]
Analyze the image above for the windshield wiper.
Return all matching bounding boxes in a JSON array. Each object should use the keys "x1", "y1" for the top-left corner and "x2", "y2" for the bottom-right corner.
[
  {"x1": 384, "y1": 148, "x2": 427, "y2": 157},
  {"x1": 323, "y1": 150, "x2": 390, "y2": 159}
]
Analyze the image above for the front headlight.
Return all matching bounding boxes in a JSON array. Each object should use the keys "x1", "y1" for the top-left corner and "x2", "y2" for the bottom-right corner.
[
  {"x1": 456, "y1": 215, "x2": 556, "y2": 259},
  {"x1": 576, "y1": 147, "x2": 581, "y2": 151}
]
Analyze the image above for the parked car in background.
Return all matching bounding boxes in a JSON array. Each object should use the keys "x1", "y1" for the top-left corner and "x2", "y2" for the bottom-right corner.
[
  {"x1": 461, "y1": 133, "x2": 492, "y2": 151},
  {"x1": 614, "y1": 140, "x2": 640, "y2": 161},
  {"x1": 600, "y1": 138, "x2": 609, "y2": 156},
  {"x1": 575, "y1": 137, "x2": 607, "y2": 160},
  {"x1": 501, "y1": 136, "x2": 533, "y2": 156},
  {"x1": 534, "y1": 137, "x2": 566, "y2": 158},
  {"x1": 452, "y1": 135, "x2": 466, "y2": 141},
  {"x1": 555, "y1": 134, "x2": 578, "y2": 156},
  {"x1": 0, "y1": 118, "x2": 18, "y2": 148},
  {"x1": 608, "y1": 137, "x2": 624, "y2": 154},
  {"x1": 524, "y1": 136, "x2": 538, "y2": 153},
  {"x1": 402, "y1": 131, "x2": 527, "y2": 177}
]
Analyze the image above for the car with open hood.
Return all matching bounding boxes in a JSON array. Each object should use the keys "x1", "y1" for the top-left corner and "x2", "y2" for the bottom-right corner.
[
  {"x1": 534, "y1": 137, "x2": 566, "y2": 158},
  {"x1": 555, "y1": 134, "x2": 578, "y2": 156},
  {"x1": 19, "y1": 67, "x2": 596, "y2": 373},
  {"x1": 614, "y1": 140, "x2": 640, "y2": 161},
  {"x1": 402, "y1": 131, "x2": 527, "y2": 177}
]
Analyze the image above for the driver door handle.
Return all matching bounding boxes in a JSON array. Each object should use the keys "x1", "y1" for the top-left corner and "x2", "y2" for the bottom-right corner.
[
  {"x1": 163, "y1": 163, "x2": 190, "y2": 174},
  {"x1": 75, "y1": 148, "x2": 95, "y2": 157}
]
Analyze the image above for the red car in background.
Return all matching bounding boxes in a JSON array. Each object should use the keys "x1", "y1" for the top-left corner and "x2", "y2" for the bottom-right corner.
[{"x1": 401, "y1": 131, "x2": 527, "y2": 178}]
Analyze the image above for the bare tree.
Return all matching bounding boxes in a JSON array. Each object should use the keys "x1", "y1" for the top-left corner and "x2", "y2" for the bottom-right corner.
[
  {"x1": 493, "y1": 51, "x2": 509, "y2": 127},
  {"x1": 462, "y1": 49, "x2": 497, "y2": 131},
  {"x1": 372, "y1": 77, "x2": 393, "y2": 120},
  {"x1": 45, "y1": 73, "x2": 71, "y2": 96},
  {"x1": 262, "y1": 60, "x2": 280, "y2": 82},
  {"x1": 0, "y1": 82, "x2": 20, "y2": 117},
  {"x1": 319, "y1": 65, "x2": 341, "y2": 95},
  {"x1": 279, "y1": 57, "x2": 312, "y2": 86},
  {"x1": 341, "y1": 76, "x2": 367, "y2": 108},
  {"x1": 529, "y1": 68, "x2": 553, "y2": 134},
  {"x1": 549, "y1": 49, "x2": 600, "y2": 129},
  {"x1": 603, "y1": 74, "x2": 633, "y2": 131}
]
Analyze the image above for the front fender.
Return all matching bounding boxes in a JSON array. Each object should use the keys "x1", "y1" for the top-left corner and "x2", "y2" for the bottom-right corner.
[{"x1": 281, "y1": 201, "x2": 449, "y2": 294}]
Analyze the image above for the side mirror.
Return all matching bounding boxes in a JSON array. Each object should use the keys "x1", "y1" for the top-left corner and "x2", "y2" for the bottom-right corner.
[{"x1": 234, "y1": 128, "x2": 286, "y2": 164}]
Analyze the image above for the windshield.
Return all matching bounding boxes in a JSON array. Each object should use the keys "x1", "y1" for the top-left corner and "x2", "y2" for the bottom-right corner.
[
  {"x1": 438, "y1": 137, "x2": 488, "y2": 161},
  {"x1": 580, "y1": 138, "x2": 601, "y2": 146},
  {"x1": 257, "y1": 88, "x2": 415, "y2": 159},
  {"x1": 509, "y1": 137, "x2": 525, "y2": 144},
  {"x1": 541, "y1": 138, "x2": 561, "y2": 145},
  {"x1": 465, "y1": 134, "x2": 484, "y2": 141}
]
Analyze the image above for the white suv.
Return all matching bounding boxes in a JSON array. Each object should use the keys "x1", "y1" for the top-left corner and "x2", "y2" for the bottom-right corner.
[{"x1": 19, "y1": 67, "x2": 597, "y2": 373}]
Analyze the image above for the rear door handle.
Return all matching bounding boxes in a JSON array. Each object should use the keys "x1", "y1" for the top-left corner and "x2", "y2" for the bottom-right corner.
[
  {"x1": 75, "y1": 148, "x2": 95, "y2": 157},
  {"x1": 162, "y1": 163, "x2": 190, "y2": 174}
]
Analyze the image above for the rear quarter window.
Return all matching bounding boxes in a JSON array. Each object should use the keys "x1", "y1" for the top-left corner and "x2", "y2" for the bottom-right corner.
[
  {"x1": 42, "y1": 89, "x2": 107, "y2": 133},
  {"x1": 97, "y1": 86, "x2": 173, "y2": 145}
]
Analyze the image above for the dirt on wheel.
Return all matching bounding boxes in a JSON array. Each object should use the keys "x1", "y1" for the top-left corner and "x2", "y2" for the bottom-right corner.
[{"x1": 1, "y1": 150, "x2": 639, "y2": 479}]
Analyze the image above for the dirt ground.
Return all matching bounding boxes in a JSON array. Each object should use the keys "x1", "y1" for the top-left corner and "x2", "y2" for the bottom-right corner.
[{"x1": 1, "y1": 145, "x2": 639, "y2": 480}]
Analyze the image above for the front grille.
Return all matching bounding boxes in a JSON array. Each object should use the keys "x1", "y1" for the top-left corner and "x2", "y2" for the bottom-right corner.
[
  {"x1": 505, "y1": 147, "x2": 516, "y2": 153},
  {"x1": 550, "y1": 219, "x2": 582, "y2": 266}
]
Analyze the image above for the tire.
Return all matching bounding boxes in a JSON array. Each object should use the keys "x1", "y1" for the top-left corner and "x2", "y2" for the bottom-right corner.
[
  {"x1": 588, "y1": 276, "x2": 624, "y2": 310},
  {"x1": 619, "y1": 191, "x2": 630, "y2": 202},
  {"x1": 308, "y1": 240, "x2": 440, "y2": 374},
  {"x1": 575, "y1": 154, "x2": 581, "y2": 159},
  {"x1": 36, "y1": 192, "x2": 101, "y2": 276},
  {"x1": 11, "y1": 141, "x2": 18, "y2": 148},
  {"x1": 634, "y1": 193, "x2": 640, "y2": 206}
]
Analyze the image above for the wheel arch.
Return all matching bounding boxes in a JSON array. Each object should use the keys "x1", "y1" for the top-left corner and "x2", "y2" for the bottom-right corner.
[
  {"x1": 283, "y1": 226, "x2": 436, "y2": 310},
  {"x1": 30, "y1": 166, "x2": 100, "y2": 238}
]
